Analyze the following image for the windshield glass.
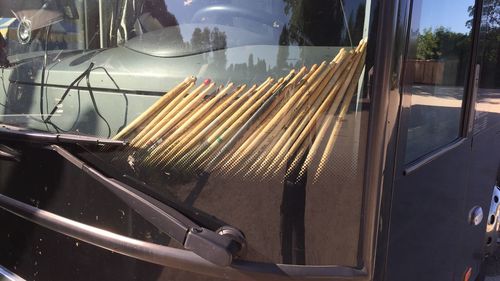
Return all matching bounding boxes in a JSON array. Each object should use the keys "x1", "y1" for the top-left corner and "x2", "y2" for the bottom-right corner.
[{"x1": 0, "y1": 0, "x2": 373, "y2": 267}]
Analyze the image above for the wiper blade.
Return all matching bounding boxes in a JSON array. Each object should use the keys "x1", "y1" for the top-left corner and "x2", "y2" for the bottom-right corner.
[
  {"x1": 75, "y1": 143, "x2": 228, "y2": 231},
  {"x1": 47, "y1": 144, "x2": 246, "y2": 266},
  {"x1": 0, "y1": 124, "x2": 126, "y2": 147}
]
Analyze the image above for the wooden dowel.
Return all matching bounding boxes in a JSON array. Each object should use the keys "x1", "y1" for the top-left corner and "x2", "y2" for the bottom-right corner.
[
  {"x1": 130, "y1": 81, "x2": 197, "y2": 147},
  {"x1": 126, "y1": 40, "x2": 368, "y2": 179},
  {"x1": 158, "y1": 83, "x2": 234, "y2": 148},
  {"x1": 223, "y1": 67, "x2": 307, "y2": 166},
  {"x1": 282, "y1": 61, "x2": 358, "y2": 178},
  {"x1": 232, "y1": 55, "x2": 339, "y2": 164},
  {"x1": 218, "y1": 69, "x2": 297, "y2": 170},
  {"x1": 266, "y1": 50, "x2": 356, "y2": 177},
  {"x1": 145, "y1": 83, "x2": 238, "y2": 165},
  {"x1": 159, "y1": 80, "x2": 267, "y2": 167},
  {"x1": 212, "y1": 71, "x2": 295, "y2": 174},
  {"x1": 113, "y1": 76, "x2": 195, "y2": 140},
  {"x1": 155, "y1": 84, "x2": 248, "y2": 165},
  {"x1": 138, "y1": 82, "x2": 216, "y2": 149},
  {"x1": 254, "y1": 50, "x2": 350, "y2": 176},
  {"x1": 190, "y1": 78, "x2": 283, "y2": 171},
  {"x1": 313, "y1": 41, "x2": 367, "y2": 182},
  {"x1": 172, "y1": 79, "x2": 274, "y2": 169},
  {"x1": 230, "y1": 94, "x2": 291, "y2": 178},
  {"x1": 220, "y1": 61, "x2": 328, "y2": 170},
  {"x1": 204, "y1": 79, "x2": 274, "y2": 146},
  {"x1": 155, "y1": 84, "x2": 260, "y2": 168}
]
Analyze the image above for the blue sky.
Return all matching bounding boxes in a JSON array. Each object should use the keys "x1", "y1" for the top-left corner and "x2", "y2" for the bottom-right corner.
[{"x1": 419, "y1": 0, "x2": 474, "y2": 34}]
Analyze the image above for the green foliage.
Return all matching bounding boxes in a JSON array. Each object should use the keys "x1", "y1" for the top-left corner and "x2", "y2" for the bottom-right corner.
[
  {"x1": 476, "y1": 0, "x2": 500, "y2": 88},
  {"x1": 416, "y1": 28, "x2": 441, "y2": 60},
  {"x1": 416, "y1": 27, "x2": 470, "y2": 60}
]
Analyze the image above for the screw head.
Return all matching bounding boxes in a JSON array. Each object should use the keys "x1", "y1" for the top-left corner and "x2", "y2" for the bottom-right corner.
[{"x1": 469, "y1": 206, "x2": 483, "y2": 226}]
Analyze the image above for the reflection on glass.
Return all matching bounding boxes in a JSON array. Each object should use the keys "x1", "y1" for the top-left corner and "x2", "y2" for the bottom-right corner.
[
  {"x1": 404, "y1": 0, "x2": 474, "y2": 163},
  {"x1": 474, "y1": 0, "x2": 500, "y2": 134},
  {"x1": 0, "y1": 0, "x2": 371, "y2": 267}
]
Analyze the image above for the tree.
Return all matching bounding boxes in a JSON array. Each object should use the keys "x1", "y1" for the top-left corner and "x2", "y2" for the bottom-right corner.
[
  {"x1": 210, "y1": 27, "x2": 228, "y2": 71},
  {"x1": 467, "y1": 0, "x2": 500, "y2": 87},
  {"x1": 416, "y1": 27, "x2": 470, "y2": 60},
  {"x1": 190, "y1": 27, "x2": 203, "y2": 50},
  {"x1": 282, "y1": 0, "x2": 346, "y2": 46},
  {"x1": 416, "y1": 28, "x2": 441, "y2": 60},
  {"x1": 276, "y1": 26, "x2": 290, "y2": 70},
  {"x1": 466, "y1": 0, "x2": 500, "y2": 29}
]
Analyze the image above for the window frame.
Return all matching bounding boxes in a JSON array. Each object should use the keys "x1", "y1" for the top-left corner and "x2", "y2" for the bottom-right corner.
[{"x1": 396, "y1": 0, "x2": 483, "y2": 175}]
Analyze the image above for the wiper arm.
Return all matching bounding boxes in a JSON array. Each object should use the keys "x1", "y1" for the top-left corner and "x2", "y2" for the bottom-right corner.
[
  {"x1": 0, "y1": 124, "x2": 126, "y2": 147},
  {"x1": 47, "y1": 144, "x2": 246, "y2": 266}
]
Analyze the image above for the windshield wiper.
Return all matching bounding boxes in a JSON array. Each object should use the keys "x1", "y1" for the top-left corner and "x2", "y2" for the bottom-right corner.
[
  {"x1": 0, "y1": 124, "x2": 126, "y2": 147},
  {"x1": 45, "y1": 144, "x2": 246, "y2": 266},
  {"x1": 0, "y1": 124, "x2": 246, "y2": 265}
]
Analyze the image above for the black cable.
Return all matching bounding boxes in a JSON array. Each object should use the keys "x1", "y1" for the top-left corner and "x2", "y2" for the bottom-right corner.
[
  {"x1": 85, "y1": 69, "x2": 112, "y2": 138},
  {"x1": 40, "y1": 25, "x2": 52, "y2": 131},
  {"x1": 44, "y1": 62, "x2": 94, "y2": 123},
  {"x1": 92, "y1": 66, "x2": 128, "y2": 133},
  {"x1": 43, "y1": 63, "x2": 125, "y2": 139}
]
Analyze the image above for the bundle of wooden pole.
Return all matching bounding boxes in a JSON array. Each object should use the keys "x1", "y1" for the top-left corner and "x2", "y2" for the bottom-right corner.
[{"x1": 114, "y1": 39, "x2": 367, "y2": 182}]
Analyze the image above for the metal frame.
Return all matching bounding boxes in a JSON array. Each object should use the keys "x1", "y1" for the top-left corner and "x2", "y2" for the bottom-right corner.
[
  {"x1": 374, "y1": 0, "x2": 491, "y2": 279},
  {"x1": 372, "y1": 0, "x2": 412, "y2": 277},
  {"x1": 395, "y1": 0, "x2": 483, "y2": 175}
]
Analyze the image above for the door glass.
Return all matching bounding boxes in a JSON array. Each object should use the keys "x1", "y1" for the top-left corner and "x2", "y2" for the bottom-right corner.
[
  {"x1": 404, "y1": 0, "x2": 474, "y2": 163},
  {"x1": 474, "y1": 0, "x2": 500, "y2": 134},
  {"x1": 0, "y1": 0, "x2": 374, "y2": 267}
]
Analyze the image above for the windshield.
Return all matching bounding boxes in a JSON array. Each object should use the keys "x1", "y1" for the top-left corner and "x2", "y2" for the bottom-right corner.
[{"x1": 0, "y1": 0, "x2": 372, "y2": 267}]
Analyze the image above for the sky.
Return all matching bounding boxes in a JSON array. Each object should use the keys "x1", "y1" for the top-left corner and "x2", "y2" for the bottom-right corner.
[{"x1": 419, "y1": 0, "x2": 474, "y2": 34}]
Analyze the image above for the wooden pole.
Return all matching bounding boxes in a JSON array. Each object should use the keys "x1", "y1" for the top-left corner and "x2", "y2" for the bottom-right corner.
[
  {"x1": 158, "y1": 83, "x2": 235, "y2": 147},
  {"x1": 221, "y1": 67, "x2": 308, "y2": 172},
  {"x1": 251, "y1": 50, "x2": 350, "y2": 177},
  {"x1": 313, "y1": 40, "x2": 367, "y2": 182},
  {"x1": 153, "y1": 85, "x2": 246, "y2": 164},
  {"x1": 130, "y1": 81, "x2": 197, "y2": 147},
  {"x1": 171, "y1": 79, "x2": 274, "y2": 170},
  {"x1": 267, "y1": 50, "x2": 358, "y2": 177},
  {"x1": 113, "y1": 76, "x2": 195, "y2": 140},
  {"x1": 136, "y1": 82, "x2": 216, "y2": 149},
  {"x1": 146, "y1": 84, "x2": 243, "y2": 165},
  {"x1": 218, "y1": 62, "x2": 328, "y2": 172},
  {"x1": 156, "y1": 84, "x2": 257, "y2": 167},
  {"x1": 189, "y1": 78, "x2": 284, "y2": 172},
  {"x1": 208, "y1": 70, "x2": 295, "y2": 173}
]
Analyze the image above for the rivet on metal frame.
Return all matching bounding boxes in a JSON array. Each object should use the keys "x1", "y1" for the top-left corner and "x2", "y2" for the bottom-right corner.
[{"x1": 469, "y1": 205, "x2": 484, "y2": 226}]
